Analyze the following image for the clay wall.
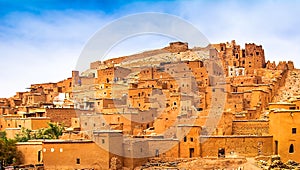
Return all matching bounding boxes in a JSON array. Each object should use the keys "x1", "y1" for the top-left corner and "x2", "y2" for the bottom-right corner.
[
  {"x1": 232, "y1": 120, "x2": 269, "y2": 135},
  {"x1": 200, "y1": 135, "x2": 273, "y2": 157}
]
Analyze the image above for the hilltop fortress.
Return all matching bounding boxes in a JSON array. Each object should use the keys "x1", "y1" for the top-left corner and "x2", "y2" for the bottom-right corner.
[{"x1": 1, "y1": 40, "x2": 299, "y2": 169}]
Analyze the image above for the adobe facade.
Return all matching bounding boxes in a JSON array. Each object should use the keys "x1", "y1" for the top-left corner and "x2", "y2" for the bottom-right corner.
[{"x1": 1, "y1": 41, "x2": 299, "y2": 169}]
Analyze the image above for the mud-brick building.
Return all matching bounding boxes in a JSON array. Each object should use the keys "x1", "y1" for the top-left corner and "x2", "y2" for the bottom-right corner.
[
  {"x1": 213, "y1": 40, "x2": 266, "y2": 76},
  {"x1": 200, "y1": 135, "x2": 273, "y2": 158},
  {"x1": 16, "y1": 140, "x2": 43, "y2": 166},
  {"x1": 42, "y1": 140, "x2": 112, "y2": 170},
  {"x1": 269, "y1": 108, "x2": 300, "y2": 162}
]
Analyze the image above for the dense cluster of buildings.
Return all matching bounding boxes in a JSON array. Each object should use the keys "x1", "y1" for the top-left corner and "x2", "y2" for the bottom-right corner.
[{"x1": 1, "y1": 41, "x2": 299, "y2": 169}]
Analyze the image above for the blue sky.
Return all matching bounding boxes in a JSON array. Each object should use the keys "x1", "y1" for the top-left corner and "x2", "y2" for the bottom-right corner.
[{"x1": 1, "y1": 0, "x2": 300, "y2": 97}]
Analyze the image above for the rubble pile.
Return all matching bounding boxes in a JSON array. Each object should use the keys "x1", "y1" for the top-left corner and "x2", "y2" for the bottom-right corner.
[
  {"x1": 257, "y1": 155, "x2": 300, "y2": 169},
  {"x1": 136, "y1": 158, "x2": 248, "y2": 170},
  {"x1": 137, "y1": 158, "x2": 180, "y2": 169}
]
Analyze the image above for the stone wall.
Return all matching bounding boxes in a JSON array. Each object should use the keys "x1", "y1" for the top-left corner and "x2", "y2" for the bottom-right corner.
[
  {"x1": 45, "y1": 108, "x2": 78, "y2": 127},
  {"x1": 232, "y1": 120, "x2": 269, "y2": 135}
]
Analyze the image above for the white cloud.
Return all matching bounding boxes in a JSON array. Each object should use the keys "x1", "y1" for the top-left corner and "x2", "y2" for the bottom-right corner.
[
  {"x1": 176, "y1": 0, "x2": 300, "y2": 66},
  {"x1": 0, "y1": 11, "x2": 112, "y2": 97}
]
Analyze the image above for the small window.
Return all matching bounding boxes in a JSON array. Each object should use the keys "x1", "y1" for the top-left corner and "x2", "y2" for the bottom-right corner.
[
  {"x1": 76, "y1": 158, "x2": 80, "y2": 164},
  {"x1": 102, "y1": 139, "x2": 105, "y2": 144},
  {"x1": 184, "y1": 136, "x2": 187, "y2": 142},
  {"x1": 289, "y1": 144, "x2": 294, "y2": 153},
  {"x1": 292, "y1": 128, "x2": 297, "y2": 134},
  {"x1": 190, "y1": 137, "x2": 194, "y2": 142}
]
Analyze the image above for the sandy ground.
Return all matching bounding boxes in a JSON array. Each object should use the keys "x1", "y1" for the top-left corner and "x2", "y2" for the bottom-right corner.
[{"x1": 136, "y1": 157, "x2": 262, "y2": 170}]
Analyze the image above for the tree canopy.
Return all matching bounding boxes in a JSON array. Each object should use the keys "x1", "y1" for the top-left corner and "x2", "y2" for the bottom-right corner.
[
  {"x1": 15, "y1": 123, "x2": 64, "y2": 142},
  {"x1": 0, "y1": 131, "x2": 23, "y2": 167}
]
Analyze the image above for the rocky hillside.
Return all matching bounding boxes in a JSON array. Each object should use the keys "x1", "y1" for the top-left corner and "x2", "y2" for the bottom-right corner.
[{"x1": 273, "y1": 69, "x2": 300, "y2": 102}]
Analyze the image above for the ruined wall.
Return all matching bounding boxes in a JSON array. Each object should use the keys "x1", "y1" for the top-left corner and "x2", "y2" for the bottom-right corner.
[
  {"x1": 232, "y1": 120, "x2": 269, "y2": 135},
  {"x1": 45, "y1": 108, "x2": 78, "y2": 127},
  {"x1": 90, "y1": 61, "x2": 102, "y2": 69},
  {"x1": 213, "y1": 41, "x2": 266, "y2": 76},
  {"x1": 244, "y1": 43, "x2": 265, "y2": 74},
  {"x1": 163, "y1": 42, "x2": 188, "y2": 53},
  {"x1": 265, "y1": 61, "x2": 276, "y2": 70}
]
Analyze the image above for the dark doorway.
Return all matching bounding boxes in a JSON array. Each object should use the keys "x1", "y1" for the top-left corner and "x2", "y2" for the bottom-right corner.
[
  {"x1": 289, "y1": 144, "x2": 294, "y2": 153},
  {"x1": 37, "y1": 150, "x2": 41, "y2": 162},
  {"x1": 218, "y1": 148, "x2": 225, "y2": 158},
  {"x1": 189, "y1": 148, "x2": 194, "y2": 158},
  {"x1": 162, "y1": 82, "x2": 167, "y2": 89},
  {"x1": 155, "y1": 149, "x2": 159, "y2": 157},
  {"x1": 275, "y1": 141, "x2": 278, "y2": 155}
]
